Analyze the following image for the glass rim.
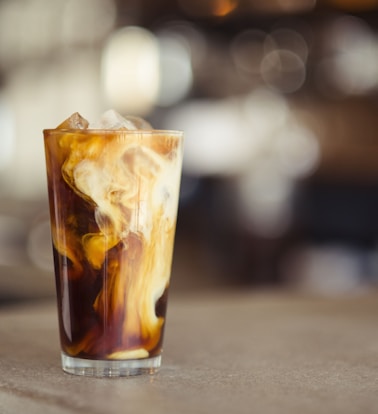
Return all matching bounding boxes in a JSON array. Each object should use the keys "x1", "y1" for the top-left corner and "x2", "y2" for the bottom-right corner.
[{"x1": 43, "y1": 128, "x2": 184, "y2": 135}]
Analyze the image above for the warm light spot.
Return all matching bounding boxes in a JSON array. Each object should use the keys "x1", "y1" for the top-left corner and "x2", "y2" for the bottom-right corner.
[
  {"x1": 212, "y1": 0, "x2": 239, "y2": 16},
  {"x1": 178, "y1": 0, "x2": 238, "y2": 17}
]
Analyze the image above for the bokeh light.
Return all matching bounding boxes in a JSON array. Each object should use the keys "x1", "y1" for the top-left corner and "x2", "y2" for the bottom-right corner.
[
  {"x1": 0, "y1": 0, "x2": 116, "y2": 69},
  {"x1": 266, "y1": 28, "x2": 309, "y2": 63},
  {"x1": 236, "y1": 165, "x2": 294, "y2": 238},
  {"x1": 178, "y1": 0, "x2": 239, "y2": 18},
  {"x1": 316, "y1": 16, "x2": 378, "y2": 96},
  {"x1": 156, "y1": 31, "x2": 193, "y2": 107},
  {"x1": 0, "y1": 96, "x2": 14, "y2": 171},
  {"x1": 274, "y1": 124, "x2": 320, "y2": 179},
  {"x1": 102, "y1": 26, "x2": 160, "y2": 116},
  {"x1": 231, "y1": 30, "x2": 272, "y2": 77},
  {"x1": 61, "y1": 0, "x2": 116, "y2": 46},
  {"x1": 165, "y1": 99, "x2": 253, "y2": 175},
  {"x1": 236, "y1": 88, "x2": 319, "y2": 238},
  {"x1": 261, "y1": 49, "x2": 306, "y2": 93}
]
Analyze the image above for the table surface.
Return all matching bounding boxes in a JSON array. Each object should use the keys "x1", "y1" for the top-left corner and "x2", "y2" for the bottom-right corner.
[{"x1": 0, "y1": 289, "x2": 378, "y2": 414}]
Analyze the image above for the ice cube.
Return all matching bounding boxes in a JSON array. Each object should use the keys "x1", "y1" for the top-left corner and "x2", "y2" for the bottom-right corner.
[
  {"x1": 123, "y1": 115, "x2": 152, "y2": 130},
  {"x1": 56, "y1": 112, "x2": 89, "y2": 130},
  {"x1": 88, "y1": 109, "x2": 152, "y2": 130}
]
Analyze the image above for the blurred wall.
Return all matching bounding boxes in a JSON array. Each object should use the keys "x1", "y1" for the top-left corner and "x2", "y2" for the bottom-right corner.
[{"x1": 1, "y1": 0, "x2": 378, "y2": 302}]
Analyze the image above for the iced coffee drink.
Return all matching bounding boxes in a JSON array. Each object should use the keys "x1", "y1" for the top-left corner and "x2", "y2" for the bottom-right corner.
[{"x1": 43, "y1": 110, "x2": 183, "y2": 376}]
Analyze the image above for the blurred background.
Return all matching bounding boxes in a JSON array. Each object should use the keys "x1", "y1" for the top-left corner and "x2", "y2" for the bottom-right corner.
[{"x1": 1, "y1": 0, "x2": 378, "y2": 304}]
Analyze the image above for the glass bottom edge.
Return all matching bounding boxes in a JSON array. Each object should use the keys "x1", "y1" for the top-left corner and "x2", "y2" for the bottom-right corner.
[{"x1": 61, "y1": 353, "x2": 162, "y2": 377}]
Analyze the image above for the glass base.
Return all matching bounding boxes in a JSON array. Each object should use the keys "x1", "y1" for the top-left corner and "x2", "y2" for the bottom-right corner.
[{"x1": 61, "y1": 353, "x2": 161, "y2": 377}]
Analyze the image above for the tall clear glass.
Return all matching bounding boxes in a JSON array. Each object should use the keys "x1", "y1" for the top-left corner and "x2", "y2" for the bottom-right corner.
[{"x1": 43, "y1": 128, "x2": 183, "y2": 377}]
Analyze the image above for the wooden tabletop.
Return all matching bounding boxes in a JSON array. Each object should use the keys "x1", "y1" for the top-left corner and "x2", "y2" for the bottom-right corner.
[{"x1": 0, "y1": 290, "x2": 378, "y2": 414}]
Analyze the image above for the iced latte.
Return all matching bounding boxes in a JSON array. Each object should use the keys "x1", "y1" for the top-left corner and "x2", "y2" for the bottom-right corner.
[{"x1": 43, "y1": 111, "x2": 183, "y2": 376}]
